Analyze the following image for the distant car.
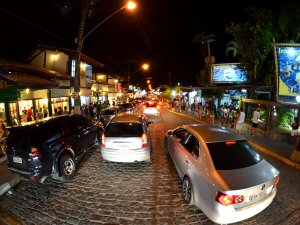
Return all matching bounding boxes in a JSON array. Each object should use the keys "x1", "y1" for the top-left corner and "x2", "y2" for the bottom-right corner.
[
  {"x1": 143, "y1": 101, "x2": 161, "y2": 116},
  {"x1": 101, "y1": 114, "x2": 153, "y2": 163},
  {"x1": 6, "y1": 115, "x2": 104, "y2": 183},
  {"x1": 118, "y1": 103, "x2": 135, "y2": 114},
  {"x1": 100, "y1": 106, "x2": 123, "y2": 126},
  {"x1": 164, "y1": 124, "x2": 279, "y2": 224}
]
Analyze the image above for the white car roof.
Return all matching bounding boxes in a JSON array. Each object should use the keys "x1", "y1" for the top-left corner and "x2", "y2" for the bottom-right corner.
[{"x1": 110, "y1": 114, "x2": 142, "y2": 123}]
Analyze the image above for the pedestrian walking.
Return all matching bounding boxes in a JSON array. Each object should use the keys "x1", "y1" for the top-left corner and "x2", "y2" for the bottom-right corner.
[
  {"x1": 197, "y1": 103, "x2": 203, "y2": 120},
  {"x1": 43, "y1": 106, "x2": 48, "y2": 118},
  {"x1": 182, "y1": 101, "x2": 186, "y2": 114},
  {"x1": 217, "y1": 106, "x2": 223, "y2": 125},
  {"x1": 233, "y1": 108, "x2": 239, "y2": 128},
  {"x1": 175, "y1": 99, "x2": 180, "y2": 112},
  {"x1": 290, "y1": 117, "x2": 299, "y2": 146},
  {"x1": 222, "y1": 105, "x2": 228, "y2": 127},
  {"x1": 236, "y1": 107, "x2": 245, "y2": 134},
  {"x1": 250, "y1": 108, "x2": 261, "y2": 136},
  {"x1": 206, "y1": 106, "x2": 210, "y2": 124},
  {"x1": 26, "y1": 107, "x2": 33, "y2": 122},
  {"x1": 89, "y1": 103, "x2": 94, "y2": 119},
  {"x1": 83, "y1": 105, "x2": 89, "y2": 119},
  {"x1": 191, "y1": 101, "x2": 196, "y2": 114},
  {"x1": 210, "y1": 106, "x2": 215, "y2": 124}
]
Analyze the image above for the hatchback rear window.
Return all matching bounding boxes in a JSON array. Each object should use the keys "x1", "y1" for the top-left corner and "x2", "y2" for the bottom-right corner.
[
  {"x1": 101, "y1": 110, "x2": 115, "y2": 115},
  {"x1": 206, "y1": 140, "x2": 263, "y2": 170},
  {"x1": 105, "y1": 123, "x2": 143, "y2": 137},
  {"x1": 145, "y1": 103, "x2": 157, "y2": 107}
]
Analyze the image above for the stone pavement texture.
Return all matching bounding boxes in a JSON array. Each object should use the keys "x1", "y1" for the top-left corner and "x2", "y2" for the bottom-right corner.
[{"x1": 0, "y1": 107, "x2": 300, "y2": 224}]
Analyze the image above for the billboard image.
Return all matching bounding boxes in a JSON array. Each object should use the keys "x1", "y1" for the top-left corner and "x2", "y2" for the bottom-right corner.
[
  {"x1": 277, "y1": 47, "x2": 300, "y2": 96},
  {"x1": 212, "y1": 63, "x2": 248, "y2": 83}
]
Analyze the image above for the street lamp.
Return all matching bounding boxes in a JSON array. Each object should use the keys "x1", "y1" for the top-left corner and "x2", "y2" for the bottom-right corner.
[
  {"x1": 127, "y1": 64, "x2": 149, "y2": 92},
  {"x1": 74, "y1": 1, "x2": 136, "y2": 114}
]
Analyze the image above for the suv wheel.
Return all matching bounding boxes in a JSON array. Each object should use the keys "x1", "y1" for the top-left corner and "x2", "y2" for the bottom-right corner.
[{"x1": 59, "y1": 154, "x2": 76, "y2": 182}]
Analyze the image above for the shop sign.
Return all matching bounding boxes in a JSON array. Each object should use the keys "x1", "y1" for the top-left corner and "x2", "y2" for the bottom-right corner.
[
  {"x1": 71, "y1": 91, "x2": 79, "y2": 100},
  {"x1": 212, "y1": 63, "x2": 248, "y2": 83},
  {"x1": 276, "y1": 46, "x2": 300, "y2": 97}
]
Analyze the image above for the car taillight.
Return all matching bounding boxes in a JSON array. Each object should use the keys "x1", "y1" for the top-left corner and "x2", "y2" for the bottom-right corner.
[
  {"x1": 272, "y1": 176, "x2": 279, "y2": 189},
  {"x1": 226, "y1": 141, "x2": 236, "y2": 145},
  {"x1": 31, "y1": 148, "x2": 41, "y2": 158},
  {"x1": 142, "y1": 133, "x2": 147, "y2": 147},
  {"x1": 215, "y1": 191, "x2": 244, "y2": 206},
  {"x1": 102, "y1": 134, "x2": 105, "y2": 147},
  {"x1": 159, "y1": 101, "x2": 162, "y2": 104},
  {"x1": 143, "y1": 105, "x2": 147, "y2": 109},
  {"x1": 156, "y1": 105, "x2": 160, "y2": 109}
]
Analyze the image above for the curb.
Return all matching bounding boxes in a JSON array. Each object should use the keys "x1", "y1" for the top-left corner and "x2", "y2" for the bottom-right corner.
[
  {"x1": 164, "y1": 106, "x2": 300, "y2": 171},
  {"x1": 0, "y1": 156, "x2": 7, "y2": 164},
  {"x1": 0, "y1": 176, "x2": 22, "y2": 197}
]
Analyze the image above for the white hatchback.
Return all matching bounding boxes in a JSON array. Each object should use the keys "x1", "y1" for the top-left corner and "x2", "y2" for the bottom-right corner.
[{"x1": 101, "y1": 114, "x2": 152, "y2": 163}]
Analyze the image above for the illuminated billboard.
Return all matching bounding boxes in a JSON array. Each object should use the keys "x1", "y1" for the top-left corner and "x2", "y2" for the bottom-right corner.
[
  {"x1": 212, "y1": 63, "x2": 247, "y2": 83},
  {"x1": 277, "y1": 46, "x2": 300, "y2": 97}
]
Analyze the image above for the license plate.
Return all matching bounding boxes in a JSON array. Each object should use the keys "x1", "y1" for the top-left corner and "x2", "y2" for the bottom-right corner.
[
  {"x1": 248, "y1": 189, "x2": 267, "y2": 202},
  {"x1": 117, "y1": 144, "x2": 129, "y2": 148},
  {"x1": 13, "y1": 157, "x2": 22, "y2": 164}
]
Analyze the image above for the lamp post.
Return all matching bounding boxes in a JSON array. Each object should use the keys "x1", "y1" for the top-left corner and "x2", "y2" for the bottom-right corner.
[
  {"x1": 127, "y1": 64, "x2": 148, "y2": 92},
  {"x1": 74, "y1": 1, "x2": 136, "y2": 114}
]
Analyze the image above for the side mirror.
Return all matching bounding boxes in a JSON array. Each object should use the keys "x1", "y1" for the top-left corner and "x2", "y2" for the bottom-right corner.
[
  {"x1": 148, "y1": 121, "x2": 153, "y2": 124},
  {"x1": 167, "y1": 130, "x2": 173, "y2": 135}
]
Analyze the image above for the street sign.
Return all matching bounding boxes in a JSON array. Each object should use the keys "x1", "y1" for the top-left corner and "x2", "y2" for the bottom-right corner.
[{"x1": 71, "y1": 91, "x2": 79, "y2": 100}]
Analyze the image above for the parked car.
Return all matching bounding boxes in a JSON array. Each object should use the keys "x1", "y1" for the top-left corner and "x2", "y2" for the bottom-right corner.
[
  {"x1": 99, "y1": 106, "x2": 123, "y2": 126},
  {"x1": 164, "y1": 124, "x2": 279, "y2": 224},
  {"x1": 143, "y1": 101, "x2": 161, "y2": 116},
  {"x1": 118, "y1": 103, "x2": 135, "y2": 114},
  {"x1": 101, "y1": 114, "x2": 153, "y2": 163},
  {"x1": 6, "y1": 115, "x2": 104, "y2": 183}
]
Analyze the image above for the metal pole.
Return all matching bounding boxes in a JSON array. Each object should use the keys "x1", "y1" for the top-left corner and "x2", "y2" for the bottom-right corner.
[{"x1": 74, "y1": 0, "x2": 91, "y2": 114}]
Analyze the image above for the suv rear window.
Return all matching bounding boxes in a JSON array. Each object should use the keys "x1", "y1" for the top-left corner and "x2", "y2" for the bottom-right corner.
[
  {"x1": 6, "y1": 128, "x2": 30, "y2": 150},
  {"x1": 101, "y1": 110, "x2": 115, "y2": 115},
  {"x1": 105, "y1": 123, "x2": 143, "y2": 137},
  {"x1": 206, "y1": 140, "x2": 263, "y2": 170}
]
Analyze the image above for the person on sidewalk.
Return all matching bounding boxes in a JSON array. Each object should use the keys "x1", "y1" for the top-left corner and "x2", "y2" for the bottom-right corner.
[
  {"x1": 250, "y1": 108, "x2": 261, "y2": 136},
  {"x1": 290, "y1": 117, "x2": 299, "y2": 146},
  {"x1": 233, "y1": 108, "x2": 239, "y2": 128},
  {"x1": 217, "y1": 106, "x2": 223, "y2": 125},
  {"x1": 191, "y1": 101, "x2": 196, "y2": 114},
  {"x1": 222, "y1": 105, "x2": 228, "y2": 127},
  {"x1": 206, "y1": 106, "x2": 210, "y2": 124},
  {"x1": 182, "y1": 101, "x2": 186, "y2": 114},
  {"x1": 236, "y1": 107, "x2": 245, "y2": 134},
  {"x1": 175, "y1": 99, "x2": 180, "y2": 112},
  {"x1": 210, "y1": 106, "x2": 215, "y2": 124},
  {"x1": 197, "y1": 103, "x2": 203, "y2": 120},
  {"x1": 26, "y1": 107, "x2": 33, "y2": 122}
]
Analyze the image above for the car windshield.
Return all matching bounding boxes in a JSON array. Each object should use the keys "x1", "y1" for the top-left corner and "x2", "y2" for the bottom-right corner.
[
  {"x1": 101, "y1": 110, "x2": 115, "y2": 115},
  {"x1": 206, "y1": 140, "x2": 263, "y2": 170},
  {"x1": 105, "y1": 122, "x2": 143, "y2": 137},
  {"x1": 145, "y1": 102, "x2": 157, "y2": 107}
]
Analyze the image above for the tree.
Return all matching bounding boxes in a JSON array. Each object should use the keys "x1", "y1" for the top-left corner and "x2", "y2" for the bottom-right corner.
[
  {"x1": 278, "y1": 0, "x2": 300, "y2": 43},
  {"x1": 225, "y1": 7, "x2": 276, "y2": 85},
  {"x1": 196, "y1": 64, "x2": 209, "y2": 87},
  {"x1": 160, "y1": 85, "x2": 172, "y2": 100}
]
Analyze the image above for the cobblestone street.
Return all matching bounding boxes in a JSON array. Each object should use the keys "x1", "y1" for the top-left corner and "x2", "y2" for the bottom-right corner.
[{"x1": 1, "y1": 108, "x2": 300, "y2": 224}]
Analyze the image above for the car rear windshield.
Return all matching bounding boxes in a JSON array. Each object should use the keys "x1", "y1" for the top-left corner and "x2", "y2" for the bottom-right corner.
[
  {"x1": 119, "y1": 104, "x2": 132, "y2": 108},
  {"x1": 101, "y1": 110, "x2": 115, "y2": 115},
  {"x1": 145, "y1": 103, "x2": 157, "y2": 107},
  {"x1": 206, "y1": 140, "x2": 263, "y2": 170},
  {"x1": 105, "y1": 122, "x2": 143, "y2": 137}
]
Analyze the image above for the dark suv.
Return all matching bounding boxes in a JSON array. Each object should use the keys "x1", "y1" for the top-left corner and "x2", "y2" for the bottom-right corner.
[{"x1": 6, "y1": 114, "x2": 103, "y2": 182}]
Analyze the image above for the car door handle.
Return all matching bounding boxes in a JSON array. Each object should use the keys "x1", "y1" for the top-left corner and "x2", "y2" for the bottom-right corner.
[{"x1": 185, "y1": 160, "x2": 189, "y2": 164}]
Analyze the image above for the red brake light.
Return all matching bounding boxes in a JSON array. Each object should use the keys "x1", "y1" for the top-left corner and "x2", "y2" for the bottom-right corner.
[
  {"x1": 31, "y1": 148, "x2": 41, "y2": 158},
  {"x1": 215, "y1": 191, "x2": 244, "y2": 206},
  {"x1": 273, "y1": 176, "x2": 279, "y2": 189},
  {"x1": 102, "y1": 134, "x2": 105, "y2": 147},
  {"x1": 226, "y1": 141, "x2": 236, "y2": 145},
  {"x1": 142, "y1": 133, "x2": 147, "y2": 147},
  {"x1": 156, "y1": 105, "x2": 160, "y2": 109}
]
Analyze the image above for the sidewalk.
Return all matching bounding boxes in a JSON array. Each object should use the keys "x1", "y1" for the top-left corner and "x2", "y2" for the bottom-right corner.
[{"x1": 166, "y1": 105, "x2": 300, "y2": 170}]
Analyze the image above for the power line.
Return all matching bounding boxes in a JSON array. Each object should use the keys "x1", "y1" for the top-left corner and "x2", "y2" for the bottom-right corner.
[{"x1": 0, "y1": 7, "x2": 74, "y2": 46}]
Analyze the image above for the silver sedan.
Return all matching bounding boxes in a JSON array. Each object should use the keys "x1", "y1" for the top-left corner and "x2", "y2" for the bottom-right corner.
[{"x1": 164, "y1": 124, "x2": 279, "y2": 224}]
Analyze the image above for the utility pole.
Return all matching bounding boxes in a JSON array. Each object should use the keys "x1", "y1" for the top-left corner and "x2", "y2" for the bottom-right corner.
[
  {"x1": 125, "y1": 60, "x2": 137, "y2": 92},
  {"x1": 169, "y1": 71, "x2": 171, "y2": 88},
  {"x1": 194, "y1": 34, "x2": 216, "y2": 87},
  {"x1": 74, "y1": 0, "x2": 91, "y2": 114}
]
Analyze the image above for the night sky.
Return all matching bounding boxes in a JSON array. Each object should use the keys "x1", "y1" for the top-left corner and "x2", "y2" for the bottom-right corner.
[{"x1": 0, "y1": 0, "x2": 286, "y2": 89}]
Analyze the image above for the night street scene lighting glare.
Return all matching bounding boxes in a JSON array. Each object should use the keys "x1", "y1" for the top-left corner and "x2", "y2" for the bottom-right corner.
[{"x1": 127, "y1": 2, "x2": 136, "y2": 9}]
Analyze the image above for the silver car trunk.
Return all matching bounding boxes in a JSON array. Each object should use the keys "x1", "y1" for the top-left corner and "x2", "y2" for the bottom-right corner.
[
  {"x1": 217, "y1": 160, "x2": 279, "y2": 208},
  {"x1": 105, "y1": 137, "x2": 142, "y2": 150}
]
